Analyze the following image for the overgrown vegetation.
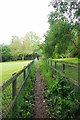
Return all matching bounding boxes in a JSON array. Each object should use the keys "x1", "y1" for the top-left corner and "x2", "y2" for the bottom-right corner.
[
  {"x1": 39, "y1": 60, "x2": 80, "y2": 120},
  {"x1": 8, "y1": 64, "x2": 36, "y2": 118}
]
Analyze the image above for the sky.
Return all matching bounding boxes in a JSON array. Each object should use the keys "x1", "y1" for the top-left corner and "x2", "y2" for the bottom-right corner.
[{"x1": 0, "y1": 0, "x2": 52, "y2": 44}]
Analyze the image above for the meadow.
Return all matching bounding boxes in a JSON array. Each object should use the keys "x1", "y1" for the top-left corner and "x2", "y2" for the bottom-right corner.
[{"x1": 0, "y1": 60, "x2": 32, "y2": 84}]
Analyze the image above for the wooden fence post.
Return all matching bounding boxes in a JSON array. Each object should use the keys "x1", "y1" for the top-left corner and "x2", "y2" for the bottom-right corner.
[
  {"x1": 23, "y1": 67, "x2": 26, "y2": 81},
  {"x1": 28, "y1": 64, "x2": 30, "y2": 74},
  {"x1": 55, "y1": 61, "x2": 57, "y2": 69},
  {"x1": 54, "y1": 61, "x2": 57, "y2": 74},
  {"x1": 51, "y1": 60, "x2": 52, "y2": 66},
  {"x1": 48, "y1": 60, "x2": 49, "y2": 65},
  {"x1": 62, "y1": 63, "x2": 65, "y2": 73},
  {"x1": 12, "y1": 73, "x2": 17, "y2": 100}
]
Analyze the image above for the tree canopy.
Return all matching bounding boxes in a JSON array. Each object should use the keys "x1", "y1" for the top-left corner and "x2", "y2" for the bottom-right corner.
[
  {"x1": 0, "y1": 44, "x2": 12, "y2": 62},
  {"x1": 43, "y1": 0, "x2": 80, "y2": 58},
  {"x1": 1, "y1": 32, "x2": 41, "y2": 61}
]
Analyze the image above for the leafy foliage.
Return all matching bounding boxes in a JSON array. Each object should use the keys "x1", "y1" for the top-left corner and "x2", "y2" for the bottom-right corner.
[
  {"x1": 10, "y1": 32, "x2": 40, "y2": 61},
  {"x1": 0, "y1": 44, "x2": 12, "y2": 62},
  {"x1": 43, "y1": 0, "x2": 80, "y2": 58},
  {"x1": 0, "y1": 32, "x2": 40, "y2": 62},
  {"x1": 39, "y1": 60, "x2": 80, "y2": 119},
  {"x1": 44, "y1": 20, "x2": 72, "y2": 58},
  {"x1": 50, "y1": 0, "x2": 80, "y2": 24},
  {"x1": 9, "y1": 36, "x2": 22, "y2": 60}
]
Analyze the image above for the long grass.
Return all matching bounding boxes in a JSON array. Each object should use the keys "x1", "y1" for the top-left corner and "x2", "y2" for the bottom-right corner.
[{"x1": 0, "y1": 60, "x2": 32, "y2": 84}]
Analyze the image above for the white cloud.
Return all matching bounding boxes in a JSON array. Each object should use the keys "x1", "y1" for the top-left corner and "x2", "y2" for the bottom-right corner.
[{"x1": 0, "y1": 0, "x2": 52, "y2": 44}]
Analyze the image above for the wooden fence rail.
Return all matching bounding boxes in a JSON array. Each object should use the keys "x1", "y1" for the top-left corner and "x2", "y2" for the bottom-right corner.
[
  {"x1": 47, "y1": 59, "x2": 80, "y2": 88},
  {"x1": 0, "y1": 60, "x2": 35, "y2": 119}
]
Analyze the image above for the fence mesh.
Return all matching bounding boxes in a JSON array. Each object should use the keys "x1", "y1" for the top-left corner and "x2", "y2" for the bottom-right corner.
[
  {"x1": 56, "y1": 62, "x2": 62, "y2": 72},
  {"x1": 48, "y1": 59, "x2": 80, "y2": 103},
  {"x1": 0, "y1": 89, "x2": 2, "y2": 119},
  {"x1": 50, "y1": 61, "x2": 78, "y2": 80},
  {"x1": 56, "y1": 62, "x2": 78, "y2": 81},
  {"x1": 1, "y1": 72, "x2": 25, "y2": 118},
  {"x1": 17, "y1": 72, "x2": 24, "y2": 91},
  {"x1": 48, "y1": 60, "x2": 79, "y2": 87},
  {"x1": 2, "y1": 84, "x2": 12, "y2": 117},
  {"x1": 65, "y1": 64, "x2": 78, "y2": 81},
  {"x1": 0, "y1": 60, "x2": 34, "y2": 119}
]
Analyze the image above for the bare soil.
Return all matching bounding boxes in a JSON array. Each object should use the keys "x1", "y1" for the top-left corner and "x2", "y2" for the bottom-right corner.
[{"x1": 33, "y1": 67, "x2": 48, "y2": 119}]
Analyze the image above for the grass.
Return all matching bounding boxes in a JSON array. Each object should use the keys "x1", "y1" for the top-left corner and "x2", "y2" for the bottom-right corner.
[
  {"x1": 53, "y1": 58, "x2": 79, "y2": 63},
  {"x1": 0, "y1": 60, "x2": 32, "y2": 84}
]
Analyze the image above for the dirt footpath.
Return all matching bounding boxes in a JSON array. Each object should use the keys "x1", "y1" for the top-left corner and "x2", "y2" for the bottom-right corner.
[{"x1": 33, "y1": 67, "x2": 48, "y2": 118}]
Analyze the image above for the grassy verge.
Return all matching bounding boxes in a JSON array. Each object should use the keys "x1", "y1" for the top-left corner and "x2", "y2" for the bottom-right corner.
[
  {"x1": 0, "y1": 60, "x2": 32, "y2": 83},
  {"x1": 39, "y1": 60, "x2": 80, "y2": 119}
]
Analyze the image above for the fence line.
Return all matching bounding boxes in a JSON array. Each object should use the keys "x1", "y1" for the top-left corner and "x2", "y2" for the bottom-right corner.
[
  {"x1": 0, "y1": 60, "x2": 35, "y2": 119},
  {"x1": 47, "y1": 59, "x2": 80, "y2": 88}
]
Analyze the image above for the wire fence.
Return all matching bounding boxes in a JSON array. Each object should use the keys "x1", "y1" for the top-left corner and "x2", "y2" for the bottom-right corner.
[
  {"x1": 0, "y1": 60, "x2": 35, "y2": 119},
  {"x1": 48, "y1": 59, "x2": 80, "y2": 104},
  {"x1": 48, "y1": 59, "x2": 79, "y2": 87}
]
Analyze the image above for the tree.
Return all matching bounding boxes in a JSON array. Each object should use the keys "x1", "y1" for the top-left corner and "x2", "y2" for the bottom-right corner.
[
  {"x1": 22, "y1": 32, "x2": 40, "y2": 60},
  {"x1": 44, "y1": 20, "x2": 72, "y2": 58},
  {"x1": 0, "y1": 44, "x2": 12, "y2": 62},
  {"x1": 43, "y1": 0, "x2": 80, "y2": 58},
  {"x1": 22, "y1": 35, "x2": 32, "y2": 60},
  {"x1": 8, "y1": 32, "x2": 41, "y2": 61},
  {"x1": 49, "y1": 0, "x2": 80, "y2": 51},
  {"x1": 50, "y1": 0, "x2": 80, "y2": 23},
  {"x1": 10, "y1": 36, "x2": 22, "y2": 60}
]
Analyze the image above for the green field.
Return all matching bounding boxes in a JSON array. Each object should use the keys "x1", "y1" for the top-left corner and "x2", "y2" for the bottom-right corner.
[
  {"x1": 53, "y1": 58, "x2": 79, "y2": 63},
  {"x1": 0, "y1": 58, "x2": 79, "y2": 84},
  {"x1": 0, "y1": 60, "x2": 32, "y2": 84}
]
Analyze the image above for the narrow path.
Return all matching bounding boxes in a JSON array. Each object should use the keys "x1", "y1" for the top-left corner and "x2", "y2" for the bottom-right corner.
[{"x1": 33, "y1": 67, "x2": 48, "y2": 118}]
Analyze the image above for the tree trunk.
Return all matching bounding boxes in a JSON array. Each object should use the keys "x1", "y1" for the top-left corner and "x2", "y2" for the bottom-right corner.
[{"x1": 22, "y1": 55, "x2": 24, "y2": 60}]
